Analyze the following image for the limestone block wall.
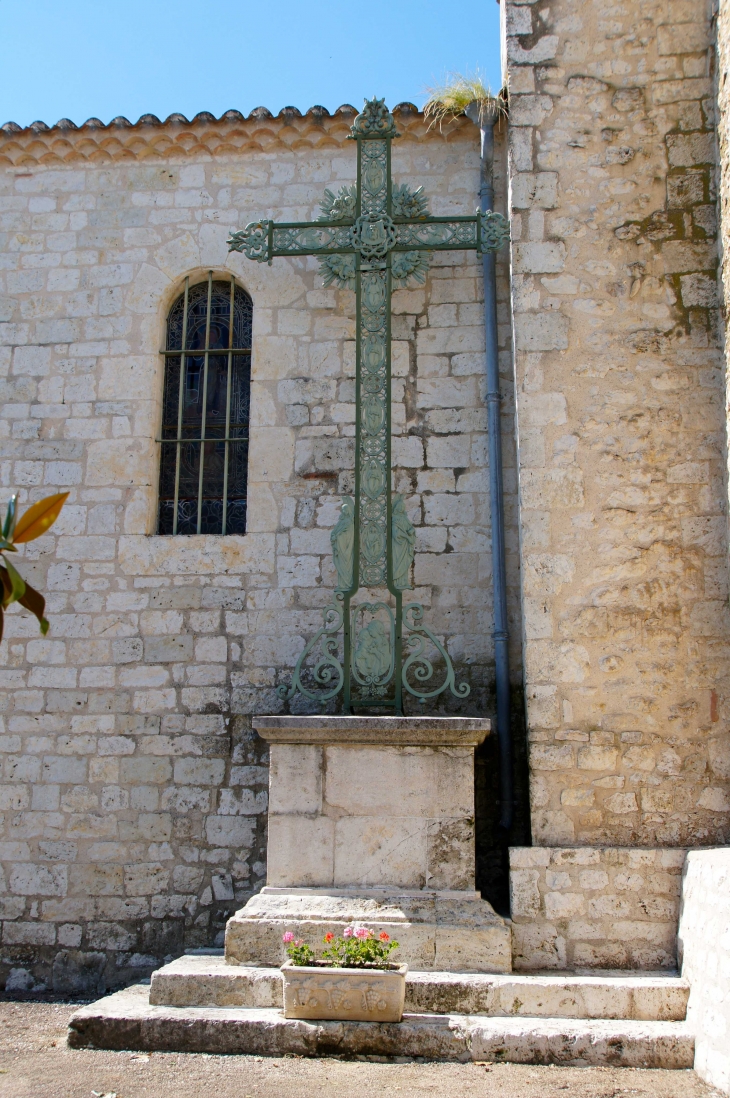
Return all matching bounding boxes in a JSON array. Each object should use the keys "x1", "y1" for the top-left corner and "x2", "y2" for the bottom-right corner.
[
  {"x1": 0, "y1": 108, "x2": 517, "y2": 990},
  {"x1": 510, "y1": 845, "x2": 685, "y2": 970},
  {"x1": 679, "y1": 847, "x2": 730, "y2": 1095},
  {"x1": 504, "y1": 0, "x2": 730, "y2": 846}
]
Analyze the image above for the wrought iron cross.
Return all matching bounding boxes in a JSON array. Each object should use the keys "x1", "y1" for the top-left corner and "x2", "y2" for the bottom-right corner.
[{"x1": 229, "y1": 98, "x2": 509, "y2": 713}]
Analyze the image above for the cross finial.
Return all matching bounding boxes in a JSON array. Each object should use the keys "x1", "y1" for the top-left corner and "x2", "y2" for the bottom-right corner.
[{"x1": 349, "y1": 97, "x2": 399, "y2": 140}]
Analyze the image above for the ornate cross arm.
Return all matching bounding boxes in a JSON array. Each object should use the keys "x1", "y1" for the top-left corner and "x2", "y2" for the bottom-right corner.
[
  {"x1": 393, "y1": 211, "x2": 510, "y2": 255},
  {"x1": 228, "y1": 220, "x2": 354, "y2": 264},
  {"x1": 228, "y1": 209, "x2": 509, "y2": 266}
]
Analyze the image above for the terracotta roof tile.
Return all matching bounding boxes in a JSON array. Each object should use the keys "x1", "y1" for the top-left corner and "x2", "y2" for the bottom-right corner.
[{"x1": 0, "y1": 102, "x2": 472, "y2": 168}]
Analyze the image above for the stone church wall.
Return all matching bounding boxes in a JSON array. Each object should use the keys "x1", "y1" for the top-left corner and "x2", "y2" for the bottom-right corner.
[
  {"x1": 0, "y1": 109, "x2": 518, "y2": 989},
  {"x1": 504, "y1": 0, "x2": 730, "y2": 847}
]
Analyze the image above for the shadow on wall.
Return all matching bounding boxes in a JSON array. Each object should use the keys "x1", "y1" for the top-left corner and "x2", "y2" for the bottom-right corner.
[{"x1": 475, "y1": 683, "x2": 531, "y2": 916}]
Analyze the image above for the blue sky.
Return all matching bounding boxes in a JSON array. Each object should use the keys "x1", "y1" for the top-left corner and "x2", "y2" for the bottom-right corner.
[{"x1": 0, "y1": 0, "x2": 502, "y2": 128}]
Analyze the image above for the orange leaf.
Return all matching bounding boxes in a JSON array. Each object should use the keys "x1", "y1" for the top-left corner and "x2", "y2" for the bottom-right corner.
[{"x1": 12, "y1": 493, "x2": 69, "y2": 543}]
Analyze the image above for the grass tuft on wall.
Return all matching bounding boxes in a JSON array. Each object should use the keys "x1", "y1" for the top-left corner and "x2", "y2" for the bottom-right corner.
[{"x1": 423, "y1": 71, "x2": 506, "y2": 129}]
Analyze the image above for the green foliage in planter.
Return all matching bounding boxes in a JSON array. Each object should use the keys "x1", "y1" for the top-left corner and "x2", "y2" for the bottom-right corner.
[
  {"x1": 283, "y1": 926, "x2": 399, "y2": 968},
  {"x1": 283, "y1": 938, "x2": 316, "y2": 965}
]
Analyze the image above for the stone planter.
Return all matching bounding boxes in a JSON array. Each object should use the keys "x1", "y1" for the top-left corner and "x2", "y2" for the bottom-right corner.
[{"x1": 281, "y1": 960, "x2": 408, "y2": 1022}]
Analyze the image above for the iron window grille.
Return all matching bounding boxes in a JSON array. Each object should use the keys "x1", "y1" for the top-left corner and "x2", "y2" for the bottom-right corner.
[{"x1": 157, "y1": 272, "x2": 252, "y2": 535}]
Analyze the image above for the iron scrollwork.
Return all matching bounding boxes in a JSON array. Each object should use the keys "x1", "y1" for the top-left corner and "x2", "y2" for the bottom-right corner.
[
  {"x1": 402, "y1": 604, "x2": 471, "y2": 702},
  {"x1": 395, "y1": 220, "x2": 479, "y2": 250},
  {"x1": 331, "y1": 496, "x2": 355, "y2": 592},
  {"x1": 272, "y1": 224, "x2": 353, "y2": 255},
  {"x1": 320, "y1": 254, "x2": 357, "y2": 289},
  {"x1": 478, "y1": 210, "x2": 511, "y2": 254},
  {"x1": 228, "y1": 220, "x2": 272, "y2": 263},
  {"x1": 351, "y1": 602, "x2": 395, "y2": 695},
  {"x1": 349, "y1": 97, "x2": 399, "y2": 139},
  {"x1": 319, "y1": 185, "x2": 357, "y2": 222},
  {"x1": 276, "y1": 601, "x2": 345, "y2": 703}
]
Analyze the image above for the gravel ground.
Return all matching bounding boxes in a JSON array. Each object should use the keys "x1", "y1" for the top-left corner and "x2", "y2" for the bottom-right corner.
[{"x1": 0, "y1": 998, "x2": 721, "y2": 1098}]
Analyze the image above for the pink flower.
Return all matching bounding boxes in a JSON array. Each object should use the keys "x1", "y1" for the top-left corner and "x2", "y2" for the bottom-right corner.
[
  {"x1": 355, "y1": 927, "x2": 371, "y2": 939},
  {"x1": 282, "y1": 931, "x2": 295, "y2": 943},
  {"x1": 343, "y1": 927, "x2": 353, "y2": 938}
]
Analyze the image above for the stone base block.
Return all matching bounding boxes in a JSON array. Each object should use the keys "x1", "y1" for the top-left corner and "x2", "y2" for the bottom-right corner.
[
  {"x1": 257, "y1": 718, "x2": 490, "y2": 893},
  {"x1": 224, "y1": 887, "x2": 512, "y2": 973},
  {"x1": 68, "y1": 984, "x2": 695, "y2": 1067}
]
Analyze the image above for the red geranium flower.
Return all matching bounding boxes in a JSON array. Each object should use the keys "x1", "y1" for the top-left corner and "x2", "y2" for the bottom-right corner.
[
  {"x1": 324, "y1": 932, "x2": 334, "y2": 943},
  {"x1": 379, "y1": 931, "x2": 390, "y2": 941}
]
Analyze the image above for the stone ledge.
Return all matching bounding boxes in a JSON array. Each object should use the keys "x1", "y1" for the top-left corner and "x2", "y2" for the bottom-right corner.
[
  {"x1": 253, "y1": 716, "x2": 491, "y2": 747},
  {"x1": 68, "y1": 984, "x2": 695, "y2": 1067},
  {"x1": 149, "y1": 953, "x2": 690, "y2": 1021}
]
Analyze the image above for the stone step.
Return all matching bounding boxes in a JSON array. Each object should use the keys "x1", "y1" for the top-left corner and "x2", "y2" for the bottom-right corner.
[
  {"x1": 149, "y1": 953, "x2": 689, "y2": 1021},
  {"x1": 68, "y1": 984, "x2": 694, "y2": 1068}
]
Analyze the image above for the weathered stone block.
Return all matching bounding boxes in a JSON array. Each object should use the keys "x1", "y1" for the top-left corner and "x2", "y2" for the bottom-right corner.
[
  {"x1": 9, "y1": 863, "x2": 67, "y2": 896},
  {"x1": 511, "y1": 173, "x2": 558, "y2": 209},
  {"x1": 514, "y1": 313, "x2": 569, "y2": 351},
  {"x1": 267, "y1": 815, "x2": 335, "y2": 887}
]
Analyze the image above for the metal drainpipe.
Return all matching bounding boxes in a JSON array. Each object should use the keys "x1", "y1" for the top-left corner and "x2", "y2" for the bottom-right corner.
[{"x1": 465, "y1": 98, "x2": 513, "y2": 831}]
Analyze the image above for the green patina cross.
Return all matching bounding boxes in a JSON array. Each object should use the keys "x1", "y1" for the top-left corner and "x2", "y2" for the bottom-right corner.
[{"x1": 229, "y1": 97, "x2": 509, "y2": 713}]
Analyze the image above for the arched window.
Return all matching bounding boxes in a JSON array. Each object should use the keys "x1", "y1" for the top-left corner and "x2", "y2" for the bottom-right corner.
[{"x1": 158, "y1": 274, "x2": 252, "y2": 535}]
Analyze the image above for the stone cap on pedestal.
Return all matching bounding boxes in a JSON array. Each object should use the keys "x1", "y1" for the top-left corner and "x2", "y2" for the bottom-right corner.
[{"x1": 252, "y1": 715, "x2": 490, "y2": 747}]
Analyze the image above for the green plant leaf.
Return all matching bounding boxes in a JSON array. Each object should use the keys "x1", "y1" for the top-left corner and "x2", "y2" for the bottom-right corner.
[
  {"x1": 3, "y1": 558, "x2": 26, "y2": 604},
  {"x1": 2, "y1": 495, "x2": 17, "y2": 541},
  {"x1": 19, "y1": 580, "x2": 48, "y2": 636},
  {"x1": 12, "y1": 492, "x2": 68, "y2": 544}
]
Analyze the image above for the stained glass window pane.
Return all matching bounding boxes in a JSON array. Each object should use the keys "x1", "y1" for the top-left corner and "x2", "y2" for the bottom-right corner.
[{"x1": 158, "y1": 279, "x2": 252, "y2": 536}]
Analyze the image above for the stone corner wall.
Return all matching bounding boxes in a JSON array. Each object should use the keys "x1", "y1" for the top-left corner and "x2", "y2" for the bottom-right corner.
[
  {"x1": 504, "y1": 0, "x2": 730, "y2": 847},
  {"x1": 509, "y1": 846, "x2": 685, "y2": 970}
]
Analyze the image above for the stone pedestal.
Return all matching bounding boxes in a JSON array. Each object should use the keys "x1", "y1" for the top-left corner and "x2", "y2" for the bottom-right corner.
[{"x1": 225, "y1": 716, "x2": 512, "y2": 973}]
